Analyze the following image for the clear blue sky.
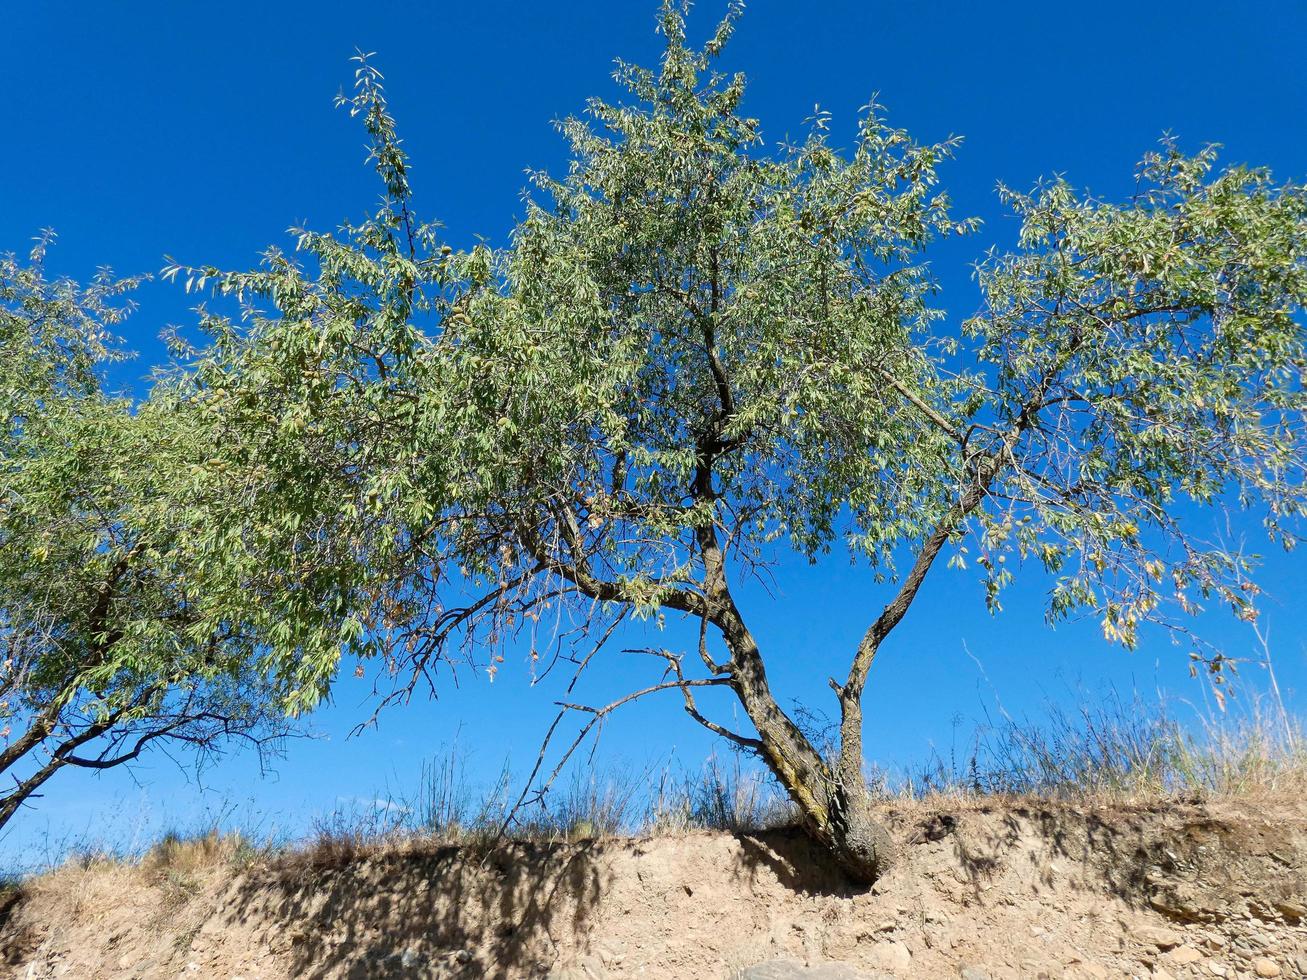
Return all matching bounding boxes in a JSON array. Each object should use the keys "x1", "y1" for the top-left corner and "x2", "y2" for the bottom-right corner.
[{"x1": 2, "y1": 1, "x2": 1304, "y2": 870}]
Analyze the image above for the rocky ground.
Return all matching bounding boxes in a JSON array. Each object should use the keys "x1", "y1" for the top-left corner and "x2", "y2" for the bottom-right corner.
[{"x1": 1, "y1": 797, "x2": 1304, "y2": 979}]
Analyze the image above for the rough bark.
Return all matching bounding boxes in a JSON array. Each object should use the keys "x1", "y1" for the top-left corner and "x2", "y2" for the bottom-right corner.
[{"x1": 721, "y1": 614, "x2": 896, "y2": 884}]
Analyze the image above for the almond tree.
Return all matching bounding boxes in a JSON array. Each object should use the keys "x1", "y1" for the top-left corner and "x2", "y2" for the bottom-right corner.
[{"x1": 169, "y1": 4, "x2": 1306, "y2": 882}]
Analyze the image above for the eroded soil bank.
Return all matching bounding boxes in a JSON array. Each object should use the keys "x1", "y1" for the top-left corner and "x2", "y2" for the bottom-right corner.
[{"x1": 2, "y1": 798, "x2": 1305, "y2": 979}]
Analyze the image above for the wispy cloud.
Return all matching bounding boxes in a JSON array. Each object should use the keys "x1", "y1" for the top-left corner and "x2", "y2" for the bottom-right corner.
[{"x1": 334, "y1": 795, "x2": 412, "y2": 817}]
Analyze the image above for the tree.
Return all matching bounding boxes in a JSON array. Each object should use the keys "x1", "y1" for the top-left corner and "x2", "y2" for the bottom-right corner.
[
  {"x1": 0, "y1": 235, "x2": 288, "y2": 832},
  {"x1": 166, "y1": 5, "x2": 1306, "y2": 883}
]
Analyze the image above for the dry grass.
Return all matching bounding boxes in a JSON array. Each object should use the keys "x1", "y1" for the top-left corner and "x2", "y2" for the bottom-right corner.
[
  {"x1": 648, "y1": 752, "x2": 795, "y2": 833},
  {"x1": 906, "y1": 691, "x2": 1305, "y2": 803},
  {"x1": 7, "y1": 687, "x2": 1304, "y2": 886},
  {"x1": 141, "y1": 830, "x2": 253, "y2": 876},
  {"x1": 137, "y1": 831, "x2": 255, "y2": 910}
]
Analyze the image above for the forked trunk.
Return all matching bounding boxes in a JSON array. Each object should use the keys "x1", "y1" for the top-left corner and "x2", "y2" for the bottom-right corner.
[
  {"x1": 699, "y1": 516, "x2": 896, "y2": 884},
  {"x1": 726, "y1": 631, "x2": 896, "y2": 885},
  {"x1": 758, "y1": 726, "x2": 896, "y2": 885}
]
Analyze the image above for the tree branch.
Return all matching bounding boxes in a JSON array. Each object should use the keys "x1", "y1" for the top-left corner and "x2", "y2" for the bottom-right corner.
[{"x1": 872, "y1": 365, "x2": 964, "y2": 444}]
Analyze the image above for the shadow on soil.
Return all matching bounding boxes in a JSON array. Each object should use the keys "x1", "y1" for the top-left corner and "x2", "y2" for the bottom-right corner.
[{"x1": 220, "y1": 828, "x2": 861, "y2": 979}]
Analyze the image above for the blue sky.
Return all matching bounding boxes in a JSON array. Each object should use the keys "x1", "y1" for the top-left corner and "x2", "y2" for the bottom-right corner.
[{"x1": 2, "y1": 1, "x2": 1304, "y2": 869}]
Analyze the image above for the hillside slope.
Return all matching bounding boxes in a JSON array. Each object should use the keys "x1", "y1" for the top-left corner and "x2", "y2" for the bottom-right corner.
[{"x1": 2, "y1": 799, "x2": 1305, "y2": 979}]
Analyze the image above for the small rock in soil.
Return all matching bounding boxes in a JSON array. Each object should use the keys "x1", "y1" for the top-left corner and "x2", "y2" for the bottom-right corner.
[
  {"x1": 1133, "y1": 925, "x2": 1183, "y2": 950},
  {"x1": 735, "y1": 958, "x2": 807, "y2": 979},
  {"x1": 1165, "y1": 945, "x2": 1204, "y2": 966},
  {"x1": 869, "y1": 940, "x2": 911, "y2": 974},
  {"x1": 736, "y1": 960, "x2": 874, "y2": 980}
]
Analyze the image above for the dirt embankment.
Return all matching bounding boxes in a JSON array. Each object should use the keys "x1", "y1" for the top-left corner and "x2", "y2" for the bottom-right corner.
[{"x1": 2, "y1": 798, "x2": 1305, "y2": 979}]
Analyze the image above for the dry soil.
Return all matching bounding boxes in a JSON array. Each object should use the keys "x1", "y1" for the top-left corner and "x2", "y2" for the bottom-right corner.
[{"x1": 2, "y1": 798, "x2": 1304, "y2": 979}]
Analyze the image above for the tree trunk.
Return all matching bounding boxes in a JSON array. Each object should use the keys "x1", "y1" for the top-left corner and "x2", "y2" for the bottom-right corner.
[
  {"x1": 810, "y1": 768, "x2": 897, "y2": 886},
  {"x1": 724, "y1": 622, "x2": 895, "y2": 885},
  {"x1": 691, "y1": 485, "x2": 895, "y2": 884}
]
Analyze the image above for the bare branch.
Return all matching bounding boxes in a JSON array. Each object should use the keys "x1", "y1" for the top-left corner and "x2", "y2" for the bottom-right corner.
[{"x1": 496, "y1": 674, "x2": 732, "y2": 841}]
